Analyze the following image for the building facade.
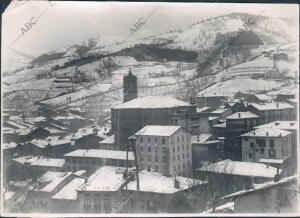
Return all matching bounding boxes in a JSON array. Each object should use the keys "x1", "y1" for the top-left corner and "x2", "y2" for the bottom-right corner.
[{"x1": 134, "y1": 125, "x2": 192, "y2": 177}]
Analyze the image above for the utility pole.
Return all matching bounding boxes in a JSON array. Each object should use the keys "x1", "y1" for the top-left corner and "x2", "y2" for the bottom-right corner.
[{"x1": 130, "y1": 137, "x2": 140, "y2": 213}]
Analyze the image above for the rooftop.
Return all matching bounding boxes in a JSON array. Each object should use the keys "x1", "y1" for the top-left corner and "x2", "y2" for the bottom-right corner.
[
  {"x1": 99, "y1": 134, "x2": 115, "y2": 144},
  {"x1": 77, "y1": 166, "x2": 126, "y2": 192},
  {"x1": 254, "y1": 121, "x2": 298, "y2": 131},
  {"x1": 51, "y1": 178, "x2": 85, "y2": 200},
  {"x1": 249, "y1": 102, "x2": 294, "y2": 111},
  {"x1": 223, "y1": 175, "x2": 297, "y2": 200},
  {"x1": 197, "y1": 107, "x2": 212, "y2": 113},
  {"x1": 135, "y1": 125, "x2": 182, "y2": 137},
  {"x1": 191, "y1": 134, "x2": 212, "y2": 144},
  {"x1": 126, "y1": 170, "x2": 206, "y2": 194},
  {"x1": 197, "y1": 93, "x2": 227, "y2": 98},
  {"x1": 197, "y1": 159, "x2": 280, "y2": 178},
  {"x1": 226, "y1": 111, "x2": 259, "y2": 120},
  {"x1": 64, "y1": 149, "x2": 135, "y2": 160},
  {"x1": 213, "y1": 122, "x2": 226, "y2": 128},
  {"x1": 112, "y1": 96, "x2": 190, "y2": 109},
  {"x1": 12, "y1": 155, "x2": 65, "y2": 168},
  {"x1": 34, "y1": 171, "x2": 72, "y2": 193},
  {"x1": 30, "y1": 136, "x2": 71, "y2": 148},
  {"x1": 2, "y1": 142, "x2": 18, "y2": 150},
  {"x1": 241, "y1": 128, "x2": 292, "y2": 137},
  {"x1": 254, "y1": 94, "x2": 272, "y2": 101}
]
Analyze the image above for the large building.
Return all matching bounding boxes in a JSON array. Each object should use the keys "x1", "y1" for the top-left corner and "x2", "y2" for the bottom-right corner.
[
  {"x1": 76, "y1": 166, "x2": 207, "y2": 213},
  {"x1": 254, "y1": 121, "x2": 298, "y2": 175},
  {"x1": 64, "y1": 149, "x2": 135, "y2": 173},
  {"x1": 247, "y1": 102, "x2": 295, "y2": 125},
  {"x1": 111, "y1": 95, "x2": 198, "y2": 150},
  {"x1": 123, "y1": 69, "x2": 137, "y2": 103},
  {"x1": 224, "y1": 111, "x2": 260, "y2": 160},
  {"x1": 134, "y1": 125, "x2": 192, "y2": 177},
  {"x1": 196, "y1": 93, "x2": 227, "y2": 109},
  {"x1": 240, "y1": 128, "x2": 292, "y2": 176}
]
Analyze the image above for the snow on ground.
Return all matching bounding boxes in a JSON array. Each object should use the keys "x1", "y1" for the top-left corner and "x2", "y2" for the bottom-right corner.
[{"x1": 198, "y1": 78, "x2": 282, "y2": 97}]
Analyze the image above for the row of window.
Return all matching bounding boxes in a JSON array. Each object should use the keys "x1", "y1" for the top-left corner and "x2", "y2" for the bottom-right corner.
[
  {"x1": 139, "y1": 135, "x2": 187, "y2": 144},
  {"x1": 66, "y1": 157, "x2": 127, "y2": 165}
]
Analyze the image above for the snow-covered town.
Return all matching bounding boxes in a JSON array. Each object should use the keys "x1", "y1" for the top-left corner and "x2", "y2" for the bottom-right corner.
[{"x1": 1, "y1": 1, "x2": 299, "y2": 215}]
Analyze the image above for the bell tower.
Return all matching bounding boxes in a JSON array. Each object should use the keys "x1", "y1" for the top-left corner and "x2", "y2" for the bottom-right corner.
[{"x1": 123, "y1": 69, "x2": 137, "y2": 103}]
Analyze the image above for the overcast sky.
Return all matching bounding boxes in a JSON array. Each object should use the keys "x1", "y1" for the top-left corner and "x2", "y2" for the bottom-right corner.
[{"x1": 2, "y1": 1, "x2": 299, "y2": 57}]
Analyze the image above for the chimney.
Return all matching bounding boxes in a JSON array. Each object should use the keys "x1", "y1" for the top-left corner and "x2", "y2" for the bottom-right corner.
[
  {"x1": 174, "y1": 178, "x2": 180, "y2": 189},
  {"x1": 253, "y1": 131, "x2": 256, "y2": 136},
  {"x1": 238, "y1": 113, "x2": 241, "y2": 119},
  {"x1": 197, "y1": 135, "x2": 200, "y2": 142},
  {"x1": 290, "y1": 122, "x2": 295, "y2": 126},
  {"x1": 275, "y1": 122, "x2": 280, "y2": 126},
  {"x1": 244, "y1": 177, "x2": 254, "y2": 190},
  {"x1": 276, "y1": 102, "x2": 279, "y2": 108},
  {"x1": 266, "y1": 131, "x2": 269, "y2": 136},
  {"x1": 274, "y1": 168, "x2": 280, "y2": 182}
]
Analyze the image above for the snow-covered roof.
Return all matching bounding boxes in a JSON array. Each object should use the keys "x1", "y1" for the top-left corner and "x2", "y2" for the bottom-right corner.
[
  {"x1": 197, "y1": 159, "x2": 280, "y2": 178},
  {"x1": 64, "y1": 126, "x2": 105, "y2": 141},
  {"x1": 51, "y1": 178, "x2": 85, "y2": 200},
  {"x1": 241, "y1": 128, "x2": 292, "y2": 138},
  {"x1": 135, "y1": 125, "x2": 182, "y2": 136},
  {"x1": 64, "y1": 149, "x2": 134, "y2": 160},
  {"x1": 43, "y1": 127, "x2": 64, "y2": 134},
  {"x1": 210, "y1": 107, "x2": 230, "y2": 114},
  {"x1": 77, "y1": 166, "x2": 126, "y2": 192},
  {"x1": 254, "y1": 94, "x2": 272, "y2": 101},
  {"x1": 126, "y1": 170, "x2": 206, "y2": 194},
  {"x1": 191, "y1": 134, "x2": 212, "y2": 144},
  {"x1": 30, "y1": 136, "x2": 71, "y2": 148},
  {"x1": 223, "y1": 175, "x2": 297, "y2": 200},
  {"x1": 209, "y1": 116, "x2": 219, "y2": 121},
  {"x1": 254, "y1": 121, "x2": 298, "y2": 131},
  {"x1": 197, "y1": 107, "x2": 211, "y2": 113},
  {"x1": 99, "y1": 135, "x2": 115, "y2": 144},
  {"x1": 112, "y1": 96, "x2": 190, "y2": 109},
  {"x1": 259, "y1": 158, "x2": 284, "y2": 164},
  {"x1": 52, "y1": 113, "x2": 85, "y2": 121},
  {"x1": 35, "y1": 171, "x2": 72, "y2": 193},
  {"x1": 2, "y1": 142, "x2": 18, "y2": 149},
  {"x1": 213, "y1": 122, "x2": 226, "y2": 128},
  {"x1": 249, "y1": 102, "x2": 294, "y2": 111},
  {"x1": 9, "y1": 116, "x2": 47, "y2": 123},
  {"x1": 226, "y1": 111, "x2": 259, "y2": 120},
  {"x1": 12, "y1": 155, "x2": 65, "y2": 168}
]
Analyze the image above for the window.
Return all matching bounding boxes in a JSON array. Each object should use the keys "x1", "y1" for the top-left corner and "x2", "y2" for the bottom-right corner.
[
  {"x1": 177, "y1": 136, "x2": 180, "y2": 142},
  {"x1": 256, "y1": 139, "x2": 266, "y2": 147},
  {"x1": 248, "y1": 153, "x2": 253, "y2": 158},
  {"x1": 269, "y1": 149, "x2": 276, "y2": 158},
  {"x1": 177, "y1": 146, "x2": 179, "y2": 152},
  {"x1": 182, "y1": 153, "x2": 185, "y2": 159},
  {"x1": 270, "y1": 139, "x2": 274, "y2": 147},
  {"x1": 260, "y1": 148, "x2": 265, "y2": 155},
  {"x1": 256, "y1": 149, "x2": 259, "y2": 152},
  {"x1": 173, "y1": 147, "x2": 175, "y2": 152},
  {"x1": 155, "y1": 137, "x2": 157, "y2": 142},
  {"x1": 182, "y1": 135, "x2": 184, "y2": 142},
  {"x1": 183, "y1": 163, "x2": 185, "y2": 169},
  {"x1": 178, "y1": 155, "x2": 180, "y2": 160},
  {"x1": 148, "y1": 146, "x2": 151, "y2": 152},
  {"x1": 140, "y1": 137, "x2": 143, "y2": 143},
  {"x1": 245, "y1": 137, "x2": 249, "y2": 141},
  {"x1": 148, "y1": 136, "x2": 150, "y2": 142},
  {"x1": 250, "y1": 142, "x2": 254, "y2": 148},
  {"x1": 187, "y1": 153, "x2": 189, "y2": 158},
  {"x1": 162, "y1": 138, "x2": 166, "y2": 144},
  {"x1": 182, "y1": 144, "x2": 184, "y2": 151}
]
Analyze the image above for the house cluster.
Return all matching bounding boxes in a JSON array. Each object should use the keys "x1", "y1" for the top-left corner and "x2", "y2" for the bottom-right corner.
[{"x1": 2, "y1": 69, "x2": 298, "y2": 214}]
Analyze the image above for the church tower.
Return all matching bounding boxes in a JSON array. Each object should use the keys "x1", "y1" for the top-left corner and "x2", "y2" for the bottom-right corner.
[{"x1": 123, "y1": 69, "x2": 137, "y2": 103}]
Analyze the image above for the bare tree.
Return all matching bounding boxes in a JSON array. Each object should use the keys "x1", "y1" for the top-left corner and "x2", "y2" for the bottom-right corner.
[{"x1": 197, "y1": 159, "x2": 234, "y2": 212}]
